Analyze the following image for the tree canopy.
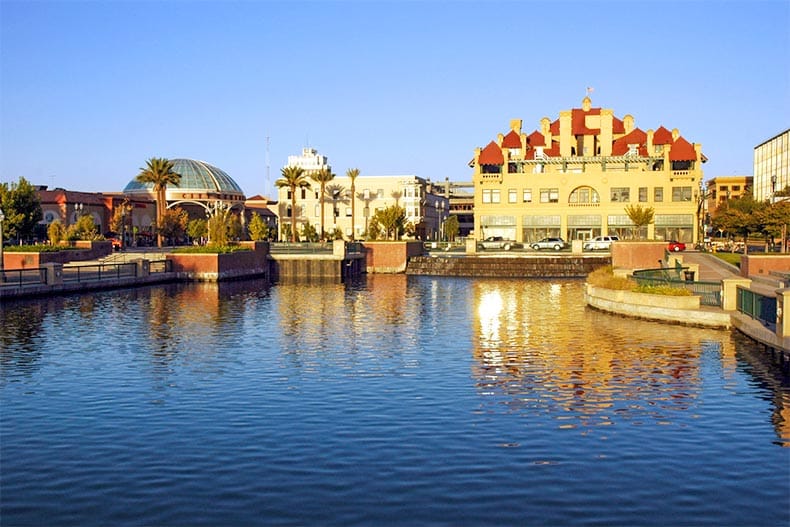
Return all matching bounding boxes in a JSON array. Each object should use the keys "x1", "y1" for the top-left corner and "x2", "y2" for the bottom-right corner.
[
  {"x1": 276, "y1": 166, "x2": 311, "y2": 242},
  {"x1": 0, "y1": 177, "x2": 43, "y2": 243},
  {"x1": 136, "y1": 157, "x2": 181, "y2": 247}
]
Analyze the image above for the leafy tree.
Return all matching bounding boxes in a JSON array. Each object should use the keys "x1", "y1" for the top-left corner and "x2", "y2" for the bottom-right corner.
[
  {"x1": 0, "y1": 177, "x2": 43, "y2": 243},
  {"x1": 775, "y1": 185, "x2": 790, "y2": 198},
  {"x1": 346, "y1": 168, "x2": 360, "y2": 240},
  {"x1": 275, "y1": 166, "x2": 311, "y2": 242},
  {"x1": 329, "y1": 227, "x2": 344, "y2": 240},
  {"x1": 228, "y1": 214, "x2": 243, "y2": 241},
  {"x1": 372, "y1": 204, "x2": 406, "y2": 240},
  {"x1": 624, "y1": 204, "x2": 654, "y2": 239},
  {"x1": 300, "y1": 222, "x2": 319, "y2": 242},
  {"x1": 47, "y1": 219, "x2": 67, "y2": 245},
  {"x1": 157, "y1": 207, "x2": 188, "y2": 246},
  {"x1": 281, "y1": 223, "x2": 296, "y2": 242},
  {"x1": 248, "y1": 212, "x2": 270, "y2": 241},
  {"x1": 758, "y1": 200, "x2": 790, "y2": 252},
  {"x1": 187, "y1": 218, "x2": 207, "y2": 244},
  {"x1": 66, "y1": 214, "x2": 100, "y2": 241},
  {"x1": 443, "y1": 214, "x2": 460, "y2": 241},
  {"x1": 712, "y1": 195, "x2": 762, "y2": 254},
  {"x1": 208, "y1": 207, "x2": 233, "y2": 247},
  {"x1": 310, "y1": 167, "x2": 335, "y2": 240},
  {"x1": 135, "y1": 157, "x2": 182, "y2": 248}
]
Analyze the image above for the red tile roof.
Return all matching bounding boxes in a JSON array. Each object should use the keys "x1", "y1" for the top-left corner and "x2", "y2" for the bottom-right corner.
[
  {"x1": 653, "y1": 126, "x2": 673, "y2": 145},
  {"x1": 612, "y1": 116, "x2": 625, "y2": 134},
  {"x1": 572, "y1": 108, "x2": 601, "y2": 135},
  {"x1": 668, "y1": 136, "x2": 697, "y2": 161},
  {"x1": 478, "y1": 141, "x2": 504, "y2": 165},
  {"x1": 502, "y1": 130, "x2": 522, "y2": 149},
  {"x1": 611, "y1": 128, "x2": 647, "y2": 156},
  {"x1": 544, "y1": 140, "x2": 561, "y2": 157},
  {"x1": 527, "y1": 130, "x2": 546, "y2": 147}
]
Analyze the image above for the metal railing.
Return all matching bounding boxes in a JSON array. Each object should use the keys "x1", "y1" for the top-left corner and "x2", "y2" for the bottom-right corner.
[
  {"x1": 736, "y1": 286, "x2": 777, "y2": 329},
  {"x1": 632, "y1": 267, "x2": 722, "y2": 306},
  {"x1": 0, "y1": 268, "x2": 48, "y2": 287},
  {"x1": 149, "y1": 259, "x2": 173, "y2": 273},
  {"x1": 62, "y1": 262, "x2": 138, "y2": 283},
  {"x1": 269, "y1": 242, "x2": 334, "y2": 254}
]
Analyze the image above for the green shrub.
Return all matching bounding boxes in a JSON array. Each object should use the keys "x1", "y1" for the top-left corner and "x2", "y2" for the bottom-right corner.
[
  {"x1": 586, "y1": 265, "x2": 636, "y2": 290},
  {"x1": 4, "y1": 244, "x2": 74, "y2": 253},
  {"x1": 171, "y1": 245, "x2": 251, "y2": 254},
  {"x1": 634, "y1": 284, "x2": 692, "y2": 296}
]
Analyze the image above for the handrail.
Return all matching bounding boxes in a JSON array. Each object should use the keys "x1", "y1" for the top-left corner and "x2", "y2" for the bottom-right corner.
[
  {"x1": 736, "y1": 286, "x2": 777, "y2": 328},
  {"x1": 632, "y1": 267, "x2": 722, "y2": 306}
]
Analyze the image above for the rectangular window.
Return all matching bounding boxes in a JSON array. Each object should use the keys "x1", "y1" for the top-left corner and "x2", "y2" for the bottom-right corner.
[
  {"x1": 482, "y1": 189, "x2": 492, "y2": 204},
  {"x1": 377, "y1": 189, "x2": 384, "y2": 199},
  {"x1": 639, "y1": 187, "x2": 648, "y2": 202},
  {"x1": 732, "y1": 185, "x2": 741, "y2": 191},
  {"x1": 301, "y1": 188, "x2": 307, "y2": 199},
  {"x1": 654, "y1": 187, "x2": 663, "y2": 202},
  {"x1": 672, "y1": 186, "x2": 693, "y2": 201},
  {"x1": 363, "y1": 189, "x2": 370, "y2": 199},
  {"x1": 540, "y1": 188, "x2": 559, "y2": 203},
  {"x1": 508, "y1": 189, "x2": 517, "y2": 203},
  {"x1": 719, "y1": 185, "x2": 729, "y2": 192},
  {"x1": 610, "y1": 187, "x2": 630, "y2": 202},
  {"x1": 314, "y1": 204, "x2": 320, "y2": 217},
  {"x1": 523, "y1": 188, "x2": 532, "y2": 202},
  {"x1": 345, "y1": 207, "x2": 352, "y2": 217},
  {"x1": 491, "y1": 189, "x2": 501, "y2": 203}
]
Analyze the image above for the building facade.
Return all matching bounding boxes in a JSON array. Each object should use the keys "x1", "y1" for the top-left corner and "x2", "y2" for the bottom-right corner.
[
  {"x1": 470, "y1": 97, "x2": 706, "y2": 244},
  {"x1": 705, "y1": 175, "x2": 753, "y2": 216},
  {"x1": 428, "y1": 179, "x2": 475, "y2": 238},
  {"x1": 277, "y1": 149, "x2": 449, "y2": 240},
  {"x1": 754, "y1": 128, "x2": 789, "y2": 202}
]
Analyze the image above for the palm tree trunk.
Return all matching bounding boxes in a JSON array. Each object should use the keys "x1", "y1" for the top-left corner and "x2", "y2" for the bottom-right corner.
[
  {"x1": 290, "y1": 186, "x2": 297, "y2": 242},
  {"x1": 319, "y1": 183, "x2": 326, "y2": 241},
  {"x1": 350, "y1": 184, "x2": 355, "y2": 241}
]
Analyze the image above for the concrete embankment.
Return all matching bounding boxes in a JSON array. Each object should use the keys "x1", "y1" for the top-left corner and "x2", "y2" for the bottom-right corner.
[{"x1": 406, "y1": 254, "x2": 610, "y2": 278}]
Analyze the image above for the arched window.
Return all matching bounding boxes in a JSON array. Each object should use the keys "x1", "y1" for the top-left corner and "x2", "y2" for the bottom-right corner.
[{"x1": 569, "y1": 186, "x2": 600, "y2": 204}]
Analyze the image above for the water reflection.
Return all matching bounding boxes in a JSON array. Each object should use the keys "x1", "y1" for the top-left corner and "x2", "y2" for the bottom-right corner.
[{"x1": 468, "y1": 279, "x2": 750, "y2": 431}]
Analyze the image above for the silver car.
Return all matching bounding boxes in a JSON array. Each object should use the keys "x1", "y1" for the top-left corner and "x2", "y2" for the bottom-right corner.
[
  {"x1": 583, "y1": 235, "x2": 620, "y2": 251},
  {"x1": 530, "y1": 237, "x2": 567, "y2": 251}
]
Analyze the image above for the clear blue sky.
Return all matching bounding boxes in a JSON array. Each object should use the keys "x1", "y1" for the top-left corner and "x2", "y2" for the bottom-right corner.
[{"x1": 1, "y1": 0, "x2": 788, "y2": 198}]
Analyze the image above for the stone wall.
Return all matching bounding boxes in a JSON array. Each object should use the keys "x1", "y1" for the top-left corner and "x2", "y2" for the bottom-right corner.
[
  {"x1": 364, "y1": 241, "x2": 425, "y2": 273},
  {"x1": 740, "y1": 254, "x2": 790, "y2": 280},
  {"x1": 611, "y1": 241, "x2": 667, "y2": 270},
  {"x1": 406, "y1": 255, "x2": 610, "y2": 278}
]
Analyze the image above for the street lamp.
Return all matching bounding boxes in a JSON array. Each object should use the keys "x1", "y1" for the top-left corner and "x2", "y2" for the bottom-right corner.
[
  {"x1": 74, "y1": 202, "x2": 84, "y2": 224},
  {"x1": 771, "y1": 174, "x2": 777, "y2": 203}
]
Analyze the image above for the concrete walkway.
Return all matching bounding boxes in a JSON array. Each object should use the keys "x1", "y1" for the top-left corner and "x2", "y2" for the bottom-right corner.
[{"x1": 682, "y1": 251, "x2": 789, "y2": 355}]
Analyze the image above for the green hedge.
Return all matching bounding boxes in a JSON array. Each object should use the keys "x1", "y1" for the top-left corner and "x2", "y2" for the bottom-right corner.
[
  {"x1": 171, "y1": 245, "x2": 251, "y2": 254},
  {"x1": 3, "y1": 245, "x2": 78, "y2": 253}
]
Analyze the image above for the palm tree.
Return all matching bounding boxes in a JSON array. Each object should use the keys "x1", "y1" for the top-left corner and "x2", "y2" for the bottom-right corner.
[
  {"x1": 325, "y1": 183, "x2": 348, "y2": 235},
  {"x1": 310, "y1": 167, "x2": 335, "y2": 240},
  {"x1": 136, "y1": 157, "x2": 181, "y2": 247},
  {"x1": 275, "y1": 166, "x2": 311, "y2": 242},
  {"x1": 346, "y1": 168, "x2": 360, "y2": 240}
]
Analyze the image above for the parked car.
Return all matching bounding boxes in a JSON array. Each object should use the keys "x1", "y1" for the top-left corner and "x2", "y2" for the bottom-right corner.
[
  {"x1": 530, "y1": 237, "x2": 567, "y2": 251},
  {"x1": 667, "y1": 240, "x2": 686, "y2": 252},
  {"x1": 478, "y1": 236, "x2": 520, "y2": 251},
  {"x1": 583, "y1": 235, "x2": 620, "y2": 251}
]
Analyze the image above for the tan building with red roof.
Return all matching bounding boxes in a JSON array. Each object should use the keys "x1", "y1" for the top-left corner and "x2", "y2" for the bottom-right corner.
[{"x1": 471, "y1": 96, "x2": 706, "y2": 244}]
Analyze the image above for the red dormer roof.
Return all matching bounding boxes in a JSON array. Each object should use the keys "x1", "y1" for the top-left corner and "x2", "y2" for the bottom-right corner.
[
  {"x1": 653, "y1": 126, "x2": 673, "y2": 145},
  {"x1": 478, "y1": 141, "x2": 504, "y2": 165},
  {"x1": 572, "y1": 107, "x2": 601, "y2": 135},
  {"x1": 611, "y1": 128, "x2": 647, "y2": 156},
  {"x1": 612, "y1": 116, "x2": 625, "y2": 134},
  {"x1": 502, "y1": 130, "x2": 522, "y2": 149},
  {"x1": 526, "y1": 130, "x2": 546, "y2": 147},
  {"x1": 544, "y1": 140, "x2": 561, "y2": 157},
  {"x1": 668, "y1": 136, "x2": 697, "y2": 161}
]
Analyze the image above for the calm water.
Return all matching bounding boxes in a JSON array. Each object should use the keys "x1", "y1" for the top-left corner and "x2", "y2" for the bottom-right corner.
[{"x1": 1, "y1": 276, "x2": 788, "y2": 526}]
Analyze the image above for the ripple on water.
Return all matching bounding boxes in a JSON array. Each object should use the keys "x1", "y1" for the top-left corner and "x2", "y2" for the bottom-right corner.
[{"x1": 1, "y1": 278, "x2": 788, "y2": 526}]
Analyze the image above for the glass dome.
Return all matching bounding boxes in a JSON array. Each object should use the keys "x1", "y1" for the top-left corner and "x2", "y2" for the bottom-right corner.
[{"x1": 124, "y1": 158, "x2": 245, "y2": 198}]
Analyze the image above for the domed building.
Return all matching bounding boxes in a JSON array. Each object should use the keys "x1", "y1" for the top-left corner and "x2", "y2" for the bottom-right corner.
[{"x1": 123, "y1": 158, "x2": 247, "y2": 216}]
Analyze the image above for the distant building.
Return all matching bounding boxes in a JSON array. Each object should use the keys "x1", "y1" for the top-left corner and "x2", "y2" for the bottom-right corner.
[
  {"x1": 754, "y1": 128, "x2": 789, "y2": 202},
  {"x1": 277, "y1": 148, "x2": 449, "y2": 240},
  {"x1": 470, "y1": 96, "x2": 706, "y2": 243},
  {"x1": 243, "y1": 195, "x2": 279, "y2": 239},
  {"x1": 705, "y1": 175, "x2": 753, "y2": 216},
  {"x1": 428, "y1": 179, "x2": 475, "y2": 238}
]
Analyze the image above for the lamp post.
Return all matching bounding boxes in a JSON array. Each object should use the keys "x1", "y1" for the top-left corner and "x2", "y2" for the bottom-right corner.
[
  {"x1": 771, "y1": 174, "x2": 777, "y2": 203},
  {"x1": 73, "y1": 202, "x2": 84, "y2": 224},
  {"x1": 0, "y1": 207, "x2": 5, "y2": 278}
]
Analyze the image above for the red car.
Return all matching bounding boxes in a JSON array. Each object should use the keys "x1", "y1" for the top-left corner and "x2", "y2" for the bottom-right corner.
[{"x1": 668, "y1": 240, "x2": 686, "y2": 252}]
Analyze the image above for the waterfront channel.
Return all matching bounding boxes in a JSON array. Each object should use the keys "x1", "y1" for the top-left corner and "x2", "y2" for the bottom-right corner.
[{"x1": 1, "y1": 275, "x2": 788, "y2": 526}]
